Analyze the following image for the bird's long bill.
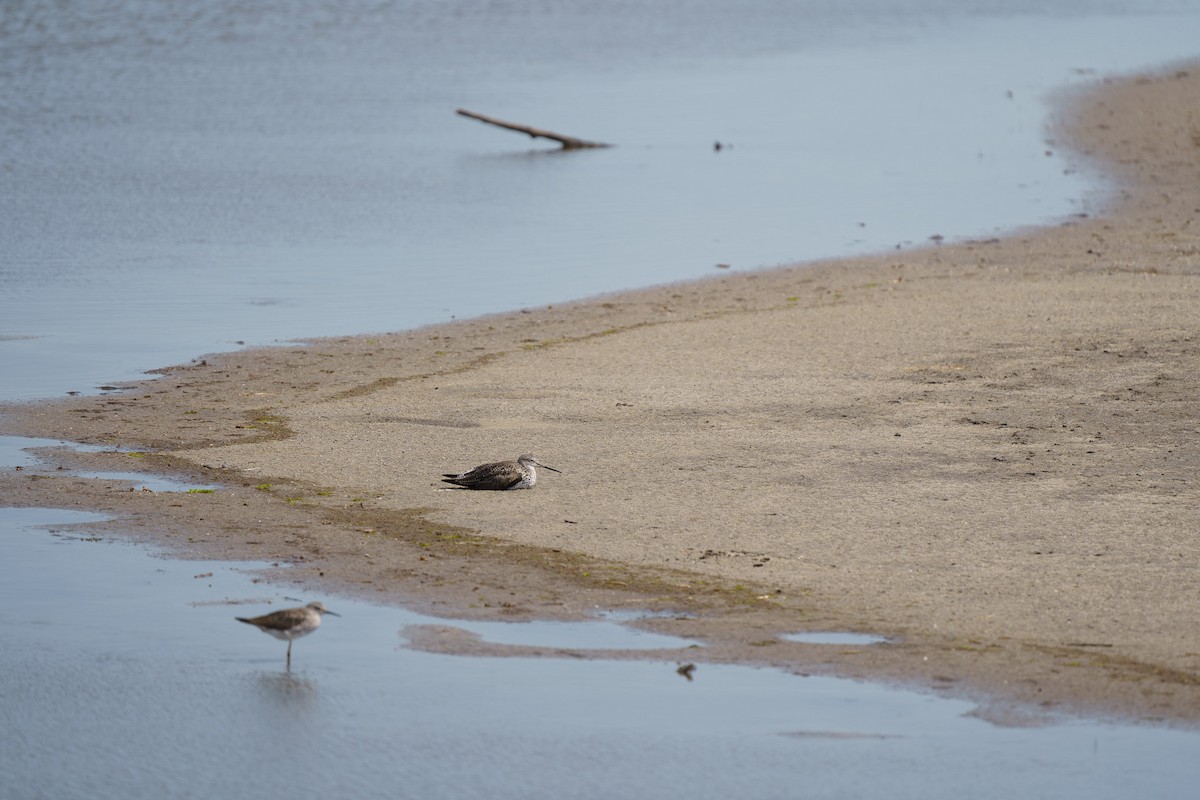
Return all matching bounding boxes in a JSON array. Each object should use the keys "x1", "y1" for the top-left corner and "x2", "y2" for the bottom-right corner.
[
  {"x1": 324, "y1": 610, "x2": 342, "y2": 617},
  {"x1": 540, "y1": 464, "x2": 562, "y2": 473}
]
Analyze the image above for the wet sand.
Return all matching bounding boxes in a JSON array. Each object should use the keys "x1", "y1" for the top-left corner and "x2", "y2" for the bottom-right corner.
[{"x1": 4, "y1": 64, "x2": 1200, "y2": 724}]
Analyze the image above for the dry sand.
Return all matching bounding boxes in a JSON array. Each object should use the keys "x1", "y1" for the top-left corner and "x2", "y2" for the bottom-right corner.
[{"x1": 5, "y1": 64, "x2": 1200, "y2": 725}]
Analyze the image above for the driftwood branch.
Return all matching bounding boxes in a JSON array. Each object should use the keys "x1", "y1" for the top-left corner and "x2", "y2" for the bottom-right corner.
[{"x1": 456, "y1": 108, "x2": 611, "y2": 150}]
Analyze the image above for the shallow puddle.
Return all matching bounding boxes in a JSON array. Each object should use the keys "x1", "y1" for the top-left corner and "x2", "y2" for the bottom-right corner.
[
  {"x1": 73, "y1": 471, "x2": 216, "y2": 493},
  {"x1": 0, "y1": 435, "x2": 119, "y2": 468},
  {"x1": 0, "y1": 435, "x2": 211, "y2": 492},
  {"x1": 785, "y1": 632, "x2": 891, "y2": 646},
  {"x1": 436, "y1": 617, "x2": 699, "y2": 651},
  {"x1": 2, "y1": 506, "x2": 1197, "y2": 799}
]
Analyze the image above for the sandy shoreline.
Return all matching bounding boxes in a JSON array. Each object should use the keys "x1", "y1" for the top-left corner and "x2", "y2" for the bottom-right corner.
[{"x1": 5, "y1": 64, "x2": 1200, "y2": 724}]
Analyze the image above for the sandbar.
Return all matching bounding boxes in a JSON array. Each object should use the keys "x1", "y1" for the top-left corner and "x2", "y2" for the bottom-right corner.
[{"x1": 4, "y1": 64, "x2": 1199, "y2": 725}]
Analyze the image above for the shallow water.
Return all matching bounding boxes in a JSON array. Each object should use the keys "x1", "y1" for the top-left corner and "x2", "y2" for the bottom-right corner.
[
  {"x1": 0, "y1": 434, "x2": 211, "y2": 493},
  {"x1": 3, "y1": 506, "x2": 1198, "y2": 800},
  {"x1": 785, "y1": 631, "x2": 891, "y2": 646},
  {"x1": 3, "y1": 2, "x2": 1200, "y2": 398},
  {"x1": 0, "y1": 435, "x2": 119, "y2": 467},
  {"x1": 71, "y1": 470, "x2": 216, "y2": 493},
  {"x1": 430, "y1": 616, "x2": 700, "y2": 651}
]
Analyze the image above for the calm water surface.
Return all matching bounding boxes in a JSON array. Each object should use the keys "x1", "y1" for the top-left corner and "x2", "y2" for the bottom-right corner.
[
  {"x1": 2, "y1": 1, "x2": 1200, "y2": 398},
  {"x1": 3, "y1": 506, "x2": 1198, "y2": 800}
]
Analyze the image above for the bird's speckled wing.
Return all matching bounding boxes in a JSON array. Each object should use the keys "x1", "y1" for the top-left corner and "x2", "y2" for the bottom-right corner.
[
  {"x1": 236, "y1": 608, "x2": 305, "y2": 631},
  {"x1": 442, "y1": 461, "x2": 522, "y2": 490}
]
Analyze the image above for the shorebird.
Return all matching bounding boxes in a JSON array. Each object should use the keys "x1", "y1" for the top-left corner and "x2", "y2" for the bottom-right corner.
[
  {"x1": 441, "y1": 453, "x2": 562, "y2": 490},
  {"x1": 236, "y1": 601, "x2": 339, "y2": 670}
]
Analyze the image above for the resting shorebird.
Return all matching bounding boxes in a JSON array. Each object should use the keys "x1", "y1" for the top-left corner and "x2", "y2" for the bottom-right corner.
[
  {"x1": 236, "y1": 601, "x2": 339, "y2": 670},
  {"x1": 441, "y1": 453, "x2": 562, "y2": 490}
]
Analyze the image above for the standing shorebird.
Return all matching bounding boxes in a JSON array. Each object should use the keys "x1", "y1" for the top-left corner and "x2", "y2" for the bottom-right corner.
[
  {"x1": 441, "y1": 453, "x2": 562, "y2": 490},
  {"x1": 236, "y1": 601, "x2": 339, "y2": 670}
]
